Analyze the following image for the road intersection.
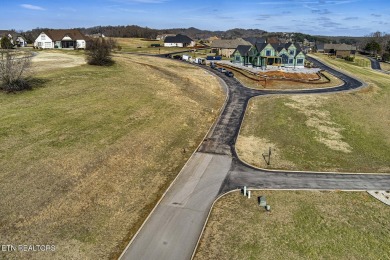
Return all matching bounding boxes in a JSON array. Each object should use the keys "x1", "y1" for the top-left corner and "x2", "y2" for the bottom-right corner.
[{"x1": 120, "y1": 55, "x2": 390, "y2": 260}]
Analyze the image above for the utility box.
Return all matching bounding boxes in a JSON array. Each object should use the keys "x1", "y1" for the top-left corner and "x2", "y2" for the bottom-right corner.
[{"x1": 259, "y1": 196, "x2": 267, "y2": 207}]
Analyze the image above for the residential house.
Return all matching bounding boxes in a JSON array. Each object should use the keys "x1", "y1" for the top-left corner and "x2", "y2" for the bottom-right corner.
[
  {"x1": 232, "y1": 42, "x2": 305, "y2": 69},
  {"x1": 156, "y1": 34, "x2": 176, "y2": 41},
  {"x1": 164, "y1": 34, "x2": 195, "y2": 47},
  {"x1": 316, "y1": 43, "x2": 356, "y2": 58},
  {"x1": 207, "y1": 36, "x2": 219, "y2": 43},
  {"x1": 34, "y1": 29, "x2": 87, "y2": 49},
  {"x1": 210, "y1": 38, "x2": 251, "y2": 58},
  {"x1": 14, "y1": 36, "x2": 28, "y2": 47},
  {"x1": 0, "y1": 30, "x2": 28, "y2": 47}
]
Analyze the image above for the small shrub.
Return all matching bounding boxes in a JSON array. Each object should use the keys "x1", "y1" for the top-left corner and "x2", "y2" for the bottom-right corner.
[
  {"x1": 86, "y1": 38, "x2": 116, "y2": 66},
  {"x1": 344, "y1": 56, "x2": 355, "y2": 62}
]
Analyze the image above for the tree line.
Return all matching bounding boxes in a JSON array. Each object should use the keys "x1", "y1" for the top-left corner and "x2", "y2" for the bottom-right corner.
[{"x1": 361, "y1": 31, "x2": 390, "y2": 61}]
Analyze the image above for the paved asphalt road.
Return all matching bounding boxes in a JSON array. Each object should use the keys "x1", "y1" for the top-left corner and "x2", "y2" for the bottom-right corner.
[
  {"x1": 120, "y1": 55, "x2": 390, "y2": 260},
  {"x1": 120, "y1": 153, "x2": 231, "y2": 260},
  {"x1": 368, "y1": 56, "x2": 382, "y2": 70}
]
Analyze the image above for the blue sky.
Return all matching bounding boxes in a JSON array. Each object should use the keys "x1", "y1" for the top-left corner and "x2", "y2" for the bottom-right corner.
[{"x1": 2, "y1": 0, "x2": 390, "y2": 36}]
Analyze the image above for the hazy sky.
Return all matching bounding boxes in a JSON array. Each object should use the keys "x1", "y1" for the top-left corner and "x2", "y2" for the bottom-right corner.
[{"x1": 2, "y1": 0, "x2": 390, "y2": 36}]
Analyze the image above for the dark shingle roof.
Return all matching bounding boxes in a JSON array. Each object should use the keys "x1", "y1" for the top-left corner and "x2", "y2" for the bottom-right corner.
[
  {"x1": 43, "y1": 29, "x2": 86, "y2": 41},
  {"x1": 255, "y1": 43, "x2": 269, "y2": 53},
  {"x1": 235, "y1": 45, "x2": 252, "y2": 56},
  {"x1": 271, "y1": 43, "x2": 286, "y2": 52},
  {"x1": 243, "y1": 37, "x2": 266, "y2": 45},
  {"x1": 164, "y1": 34, "x2": 193, "y2": 44}
]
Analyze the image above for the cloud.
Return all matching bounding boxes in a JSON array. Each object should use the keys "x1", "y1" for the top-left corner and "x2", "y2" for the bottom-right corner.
[
  {"x1": 343, "y1": 16, "x2": 359, "y2": 20},
  {"x1": 312, "y1": 9, "x2": 331, "y2": 15},
  {"x1": 371, "y1": 13, "x2": 381, "y2": 17},
  {"x1": 256, "y1": 14, "x2": 271, "y2": 21},
  {"x1": 20, "y1": 4, "x2": 45, "y2": 10}
]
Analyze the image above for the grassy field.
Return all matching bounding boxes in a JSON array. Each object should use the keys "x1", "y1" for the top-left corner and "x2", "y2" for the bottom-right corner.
[
  {"x1": 113, "y1": 37, "x2": 194, "y2": 54},
  {"x1": 0, "y1": 54, "x2": 224, "y2": 259},
  {"x1": 194, "y1": 190, "x2": 390, "y2": 260},
  {"x1": 236, "y1": 53, "x2": 390, "y2": 173},
  {"x1": 380, "y1": 61, "x2": 390, "y2": 73}
]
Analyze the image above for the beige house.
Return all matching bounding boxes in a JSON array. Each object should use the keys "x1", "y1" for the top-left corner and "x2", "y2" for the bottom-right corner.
[{"x1": 210, "y1": 38, "x2": 251, "y2": 58}]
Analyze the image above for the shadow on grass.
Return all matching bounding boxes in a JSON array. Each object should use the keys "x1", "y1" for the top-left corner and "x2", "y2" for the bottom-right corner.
[{"x1": 0, "y1": 77, "x2": 50, "y2": 94}]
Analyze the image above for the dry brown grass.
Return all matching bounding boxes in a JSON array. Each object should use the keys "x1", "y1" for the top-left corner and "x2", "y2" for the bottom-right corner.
[
  {"x1": 195, "y1": 190, "x2": 390, "y2": 260},
  {"x1": 380, "y1": 62, "x2": 390, "y2": 72},
  {"x1": 31, "y1": 51, "x2": 86, "y2": 72},
  {"x1": 236, "y1": 54, "x2": 390, "y2": 173},
  {"x1": 0, "y1": 54, "x2": 224, "y2": 259}
]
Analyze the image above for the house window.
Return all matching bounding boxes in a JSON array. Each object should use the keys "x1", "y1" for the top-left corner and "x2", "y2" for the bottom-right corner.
[
  {"x1": 41, "y1": 35, "x2": 46, "y2": 40},
  {"x1": 266, "y1": 50, "x2": 271, "y2": 56},
  {"x1": 297, "y1": 59, "x2": 304, "y2": 64},
  {"x1": 288, "y1": 59, "x2": 293, "y2": 64},
  {"x1": 281, "y1": 54, "x2": 288, "y2": 63},
  {"x1": 289, "y1": 50, "x2": 294, "y2": 55},
  {"x1": 235, "y1": 56, "x2": 240, "y2": 61}
]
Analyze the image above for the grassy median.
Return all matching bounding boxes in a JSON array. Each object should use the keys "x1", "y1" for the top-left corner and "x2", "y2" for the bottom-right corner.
[
  {"x1": 236, "y1": 54, "x2": 390, "y2": 173},
  {"x1": 0, "y1": 54, "x2": 224, "y2": 259},
  {"x1": 195, "y1": 190, "x2": 390, "y2": 260}
]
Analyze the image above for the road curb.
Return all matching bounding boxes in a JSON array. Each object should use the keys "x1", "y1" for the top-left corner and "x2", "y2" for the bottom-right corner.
[
  {"x1": 232, "y1": 55, "x2": 390, "y2": 176},
  {"x1": 118, "y1": 56, "x2": 231, "y2": 260}
]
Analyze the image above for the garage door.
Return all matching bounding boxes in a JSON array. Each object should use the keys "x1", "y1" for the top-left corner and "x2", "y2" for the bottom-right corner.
[{"x1": 44, "y1": 42, "x2": 52, "y2": 48}]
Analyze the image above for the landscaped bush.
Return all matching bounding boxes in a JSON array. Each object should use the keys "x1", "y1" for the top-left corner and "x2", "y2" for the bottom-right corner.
[
  {"x1": 344, "y1": 56, "x2": 355, "y2": 62},
  {"x1": 86, "y1": 38, "x2": 117, "y2": 66},
  {"x1": 382, "y1": 53, "x2": 390, "y2": 62}
]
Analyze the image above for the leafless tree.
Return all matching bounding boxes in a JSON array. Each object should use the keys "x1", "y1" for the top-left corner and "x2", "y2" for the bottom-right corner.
[{"x1": 0, "y1": 50, "x2": 32, "y2": 92}]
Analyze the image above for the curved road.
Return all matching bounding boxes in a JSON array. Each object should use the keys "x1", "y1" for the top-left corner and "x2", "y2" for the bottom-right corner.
[{"x1": 120, "y1": 55, "x2": 390, "y2": 260}]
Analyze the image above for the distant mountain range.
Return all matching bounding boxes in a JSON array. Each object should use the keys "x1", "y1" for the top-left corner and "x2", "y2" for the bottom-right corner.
[{"x1": 17, "y1": 25, "x2": 365, "y2": 45}]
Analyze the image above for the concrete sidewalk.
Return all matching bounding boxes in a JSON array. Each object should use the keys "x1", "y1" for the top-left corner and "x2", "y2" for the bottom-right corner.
[{"x1": 120, "y1": 152, "x2": 232, "y2": 260}]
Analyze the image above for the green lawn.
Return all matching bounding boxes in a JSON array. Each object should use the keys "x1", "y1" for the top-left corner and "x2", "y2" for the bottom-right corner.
[
  {"x1": 195, "y1": 190, "x2": 390, "y2": 260},
  {"x1": 236, "y1": 54, "x2": 390, "y2": 173}
]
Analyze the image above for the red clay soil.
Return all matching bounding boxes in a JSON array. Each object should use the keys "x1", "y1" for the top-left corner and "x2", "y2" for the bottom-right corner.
[{"x1": 257, "y1": 71, "x2": 320, "y2": 80}]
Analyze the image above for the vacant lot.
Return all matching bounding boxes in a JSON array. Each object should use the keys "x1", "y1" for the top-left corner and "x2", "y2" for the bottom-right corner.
[
  {"x1": 0, "y1": 54, "x2": 224, "y2": 259},
  {"x1": 113, "y1": 37, "x2": 191, "y2": 54},
  {"x1": 195, "y1": 190, "x2": 390, "y2": 260},
  {"x1": 236, "y1": 54, "x2": 390, "y2": 173}
]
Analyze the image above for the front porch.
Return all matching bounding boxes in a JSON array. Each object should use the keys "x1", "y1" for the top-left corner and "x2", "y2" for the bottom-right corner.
[{"x1": 54, "y1": 40, "x2": 77, "y2": 49}]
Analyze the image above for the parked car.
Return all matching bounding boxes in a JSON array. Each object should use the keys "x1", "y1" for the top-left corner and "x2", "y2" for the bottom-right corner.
[
  {"x1": 220, "y1": 68, "x2": 227, "y2": 73},
  {"x1": 216, "y1": 67, "x2": 223, "y2": 72},
  {"x1": 225, "y1": 71, "x2": 234, "y2": 77},
  {"x1": 210, "y1": 62, "x2": 216, "y2": 69}
]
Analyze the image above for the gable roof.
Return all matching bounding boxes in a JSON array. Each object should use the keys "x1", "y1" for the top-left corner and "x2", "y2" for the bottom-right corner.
[
  {"x1": 211, "y1": 38, "x2": 251, "y2": 49},
  {"x1": 255, "y1": 43, "x2": 271, "y2": 53},
  {"x1": 323, "y1": 43, "x2": 357, "y2": 51},
  {"x1": 271, "y1": 43, "x2": 287, "y2": 52},
  {"x1": 235, "y1": 45, "x2": 253, "y2": 56},
  {"x1": 243, "y1": 37, "x2": 266, "y2": 45},
  {"x1": 41, "y1": 29, "x2": 86, "y2": 41},
  {"x1": 164, "y1": 34, "x2": 193, "y2": 44}
]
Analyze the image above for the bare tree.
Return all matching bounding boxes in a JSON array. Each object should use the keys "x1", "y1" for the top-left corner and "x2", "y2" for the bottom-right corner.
[{"x1": 0, "y1": 51, "x2": 32, "y2": 92}]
